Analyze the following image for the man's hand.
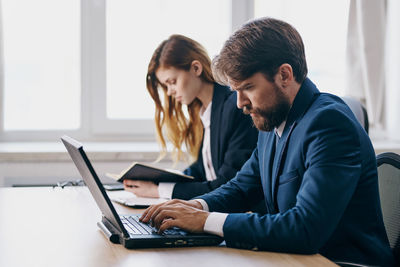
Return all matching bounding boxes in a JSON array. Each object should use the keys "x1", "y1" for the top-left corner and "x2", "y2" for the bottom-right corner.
[
  {"x1": 123, "y1": 180, "x2": 159, "y2": 198},
  {"x1": 140, "y1": 199, "x2": 208, "y2": 233}
]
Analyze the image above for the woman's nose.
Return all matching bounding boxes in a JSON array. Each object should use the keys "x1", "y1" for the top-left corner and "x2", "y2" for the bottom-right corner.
[{"x1": 166, "y1": 86, "x2": 175, "y2": 96}]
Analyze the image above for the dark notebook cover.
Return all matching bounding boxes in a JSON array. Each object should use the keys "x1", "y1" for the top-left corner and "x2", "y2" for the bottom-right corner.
[{"x1": 106, "y1": 163, "x2": 194, "y2": 183}]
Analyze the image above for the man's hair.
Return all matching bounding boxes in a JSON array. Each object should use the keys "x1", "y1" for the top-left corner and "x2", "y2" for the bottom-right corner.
[{"x1": 212, "y1": 17, "x2": 308, "y2": 84}]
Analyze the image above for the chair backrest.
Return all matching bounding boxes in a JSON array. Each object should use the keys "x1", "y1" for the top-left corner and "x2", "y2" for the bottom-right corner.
[
  {"x1": 376, "y1": 152, "x2": 400, "y2": 263},
  {"x1": 341, "y1": 96, "x2": 369, "y2": 134}
]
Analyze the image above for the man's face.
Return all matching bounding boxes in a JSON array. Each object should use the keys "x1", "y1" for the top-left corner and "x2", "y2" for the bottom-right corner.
[{"x1": 230, "y1": 72, "x2": 291, "y2": 132}]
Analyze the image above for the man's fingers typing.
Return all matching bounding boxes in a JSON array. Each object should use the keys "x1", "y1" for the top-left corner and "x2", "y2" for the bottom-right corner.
[
  {"x1": 140, "y1": 203, "x2": 161, "y2": 222},
  {"x1": 158, "y1": 218, "x2": 180, "y2": 233},
  {"x1": 140, "y1": 200, "x2": 175, "y2": 222},
  {"x1": 153, "y1": 208, "x2": 180, "y2": 229}
]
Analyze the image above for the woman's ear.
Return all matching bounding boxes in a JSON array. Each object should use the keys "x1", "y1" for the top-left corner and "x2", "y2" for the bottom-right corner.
[{"x1": 191, "y1": 60, "x2": 203, "y2": 77}]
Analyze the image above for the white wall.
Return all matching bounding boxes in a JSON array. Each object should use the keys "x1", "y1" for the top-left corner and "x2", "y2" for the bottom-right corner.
[
  {"x1": 0, "y1": 141, "x2": 187, "y2": 187},
  {"x1": 0, "y1": 160, "x2": 185, "y2": 187}
]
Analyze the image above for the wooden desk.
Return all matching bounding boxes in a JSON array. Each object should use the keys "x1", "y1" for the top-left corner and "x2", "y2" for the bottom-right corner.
[{"x1": 0, "y1": 187, "x2": 337, "y2": 267}]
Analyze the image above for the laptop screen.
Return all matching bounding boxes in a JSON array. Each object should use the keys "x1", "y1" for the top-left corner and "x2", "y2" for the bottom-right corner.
[{"x1": 61, "y1": 135, "x2": 128, "y2": 237}]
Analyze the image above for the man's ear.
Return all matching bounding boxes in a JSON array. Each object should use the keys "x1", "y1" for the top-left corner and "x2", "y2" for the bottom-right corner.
[
  {"x1": 278, "y1": 63, "x2": 294, "y2": 85},
  {"x1": 191, "y1": 60, "x2": 203, "y2": 77}
]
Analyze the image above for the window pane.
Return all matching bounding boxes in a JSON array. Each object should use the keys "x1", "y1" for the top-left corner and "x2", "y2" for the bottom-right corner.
[
  {"x1": 106, "y1": 0, "x2": 231, "y2": 119},
  {"x1": 2, "y1": 0, "x2": 80, "y2": 130},
  {"x1": 254, "y1": 0, "x2": 349, "y2": 96}
]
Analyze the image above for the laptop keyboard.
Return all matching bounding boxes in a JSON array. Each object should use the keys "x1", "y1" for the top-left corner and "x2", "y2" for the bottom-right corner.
[{"x1": 120, "y1": 215, "x2": 187, "y2": 236}]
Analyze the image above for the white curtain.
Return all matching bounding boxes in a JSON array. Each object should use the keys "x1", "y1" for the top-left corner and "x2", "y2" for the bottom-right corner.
[
  {"x1": 345, "y1": 0, "x2": 386, "y2": 129},
  {"x1": 0, "y1": 2, "x2": 4, "y2": 128},
  {"x1": 385, "y1": 0, "x2": 400, "y2": 141}
]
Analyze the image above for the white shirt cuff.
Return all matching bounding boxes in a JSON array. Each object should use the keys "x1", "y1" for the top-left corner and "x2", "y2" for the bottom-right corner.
[
  {"x1": 157, "y1": 182, "x2": 175, "y2": 199},
  {"x1": 194, "y1": 198, "x2": 209, "y2": 211},
  {"x1": 203, "y1": 212, "x2": 228, "y2": 237}
]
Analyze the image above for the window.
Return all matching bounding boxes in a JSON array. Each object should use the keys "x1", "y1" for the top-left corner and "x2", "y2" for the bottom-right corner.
[
  {"x1": 98, "y1": 0, "x2": 232, "y2": 135},
  {"x1": 1, "y1": 0, "x2": 80, "y2": 131},
  {"x1": 254, "y1": 0, "x2": 350, "y2": 96},
  {"x1": 2, "y1": 1, "x2": 350, "y2": 141},
  {"x1": 0, "y1": 0, "x2": 248, "y2": 141},
  {"x1": 106, "y1": 0, "x2": 231, "y2": 120}
]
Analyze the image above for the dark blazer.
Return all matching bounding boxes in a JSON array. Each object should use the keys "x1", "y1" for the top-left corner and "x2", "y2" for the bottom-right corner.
[
  {"x1": 198, "y1": 79, "x2": 394, "y2": 266},
  {"x1": 172, "y1": 83, "x2": 258, "y2": 200}
]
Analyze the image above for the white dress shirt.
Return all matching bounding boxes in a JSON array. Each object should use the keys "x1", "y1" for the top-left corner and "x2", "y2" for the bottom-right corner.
[
  {"x1": 158, "y1": 102, "x2": 216, "y2": 199},
  {"x1": 200, "y1": 102, "x2": 217, "y2": 181},
  {"x1": 198, "y1": 121, "x2": 287, "y2": 237}
]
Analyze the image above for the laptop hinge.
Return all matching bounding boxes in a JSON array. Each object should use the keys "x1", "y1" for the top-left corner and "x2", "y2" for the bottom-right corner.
[{"x1": 97, "y1": 217, "x2": 122, "y2": 244}]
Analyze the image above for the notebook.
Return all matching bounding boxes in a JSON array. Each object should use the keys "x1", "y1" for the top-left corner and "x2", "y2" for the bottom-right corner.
[
  {"x1": 61, "y1": 135, "x2": 223, "y2": 249},
  {"x1": 105, "y1": 162, "x2": 194, "y2": 183}
]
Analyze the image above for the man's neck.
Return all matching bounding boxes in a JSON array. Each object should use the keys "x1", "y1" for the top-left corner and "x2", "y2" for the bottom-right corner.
[{"x1": 286, "y1": 81, "x2": 302, "y2": 106}]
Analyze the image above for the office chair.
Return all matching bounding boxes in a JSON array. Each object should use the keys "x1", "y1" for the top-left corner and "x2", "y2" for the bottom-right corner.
[
  {"x1": 341, "y1": 96, "x2": 369, "y2": 134},
  {"x1": 335, "y1": 152, "x2": 400, "y2": 267},
  {"x1": 377, "y1": 152, "x2": 400, "y2": 265}
]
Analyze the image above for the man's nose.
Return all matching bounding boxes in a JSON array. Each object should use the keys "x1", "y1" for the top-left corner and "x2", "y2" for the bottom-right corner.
[{"x1": 236, "y1": 91, "x2": 249, "y2": 109}]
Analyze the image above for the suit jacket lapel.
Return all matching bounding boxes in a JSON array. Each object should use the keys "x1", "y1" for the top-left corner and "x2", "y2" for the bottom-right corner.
[
  {"x1": 261, "y1": 133, "x2": 277, "y2": 214},
  {"x1": 210, "y1": 83, "x2": 230, "y2": 170},
  {"x1": 271, "y1": 122, "x2": 297, "y2": 212},
  {"x1": 270, "y1": 78, "x2": 320, "y2": 212}
]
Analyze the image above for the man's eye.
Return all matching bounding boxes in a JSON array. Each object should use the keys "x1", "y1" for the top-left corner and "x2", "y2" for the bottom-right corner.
[{"x1": 170, "y1": 79, "x2": 176, "y2": 85}]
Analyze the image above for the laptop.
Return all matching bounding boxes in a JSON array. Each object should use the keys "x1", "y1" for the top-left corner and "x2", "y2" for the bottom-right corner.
[{"x1": 61, "y1": 135, "x2": 223, "y2": 249}]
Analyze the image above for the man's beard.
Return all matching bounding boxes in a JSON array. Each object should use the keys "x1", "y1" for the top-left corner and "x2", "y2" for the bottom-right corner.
[{"x1": 243, "y1": 84, "x2": 291, "y2": 132}]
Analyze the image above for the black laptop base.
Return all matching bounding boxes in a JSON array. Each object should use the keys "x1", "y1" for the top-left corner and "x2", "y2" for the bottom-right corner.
[{"x1": 98, "y1": 216, "x2": 222, "y2": 249}]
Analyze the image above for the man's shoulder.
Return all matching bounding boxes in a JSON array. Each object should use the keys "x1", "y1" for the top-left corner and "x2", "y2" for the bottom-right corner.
[
  {"x1": 304, "y1": 93, "x2": 355, "y2": 124},
  {"x1": 311, "y1": 92, "x2": 347, "y2": 111},
  {"x1": 298, "y1": 92, "x2": 371, "y2": 150}
]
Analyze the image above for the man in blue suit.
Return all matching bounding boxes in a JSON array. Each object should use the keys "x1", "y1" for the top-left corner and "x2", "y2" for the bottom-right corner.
[{"x1": 140, "y1": 17, "x2": 394, "y2": 266}]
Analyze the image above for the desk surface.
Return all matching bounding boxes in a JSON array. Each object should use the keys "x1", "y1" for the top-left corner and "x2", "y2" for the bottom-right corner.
[{"x1": 0, "y1": 187, "x2": 337, "y2": 267}]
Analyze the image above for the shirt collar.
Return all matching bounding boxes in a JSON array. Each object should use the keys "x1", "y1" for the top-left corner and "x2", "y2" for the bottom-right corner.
[
  {"x1": 274, "y1": 120, "x2": 286, "y2": 138},
  {"x1": 200, "y1": 102, "x2": 212, "y2": 127}
]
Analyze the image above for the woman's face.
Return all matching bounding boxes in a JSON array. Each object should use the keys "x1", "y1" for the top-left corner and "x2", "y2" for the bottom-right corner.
[{"x1": 155, "y1": 64, "x2": 203, "y2": 105}]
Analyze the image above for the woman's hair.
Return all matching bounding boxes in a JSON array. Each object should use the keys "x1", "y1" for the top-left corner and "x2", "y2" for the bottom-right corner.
[{"x1": 146, "y1": 34, "x2": 214, "y2": 164}]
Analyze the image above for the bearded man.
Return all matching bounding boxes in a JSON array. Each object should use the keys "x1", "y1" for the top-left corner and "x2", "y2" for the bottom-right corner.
[{"x1": 139, "y1": 17, "x2": 394, "y2": 267}]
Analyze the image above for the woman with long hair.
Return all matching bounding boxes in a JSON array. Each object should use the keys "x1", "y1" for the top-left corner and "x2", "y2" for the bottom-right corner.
[{"x1": 123, "y1": 34, "x2": 258, "y2": 200}]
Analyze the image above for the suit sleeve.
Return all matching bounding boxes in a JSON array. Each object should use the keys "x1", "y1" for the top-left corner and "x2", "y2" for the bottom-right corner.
[
  {"x1": 172, "y1": 106, "x2": 258, "y2": 200},
  {"x1": 182, "y1": 152, "x2": 205, "y2": 182},
  {"x1": 197, "y1": 144, "x2": 265, "y2": 213},
  {"x1": 219, "y1": 109, "x2": 362, "y2": 253}
]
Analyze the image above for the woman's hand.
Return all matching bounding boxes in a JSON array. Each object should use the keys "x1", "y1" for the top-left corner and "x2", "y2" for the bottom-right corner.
[{"x1": 123, "y1": 180, "x2": 159, "y2": 198}]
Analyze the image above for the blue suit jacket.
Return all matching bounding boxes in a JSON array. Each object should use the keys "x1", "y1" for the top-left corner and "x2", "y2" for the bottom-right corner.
[
  {"x1": 172, "y1": 83, "x2": 258, "y2": 200},
  {"x1": 199, "y1": 79, "x2": 394, "y2": 266}
]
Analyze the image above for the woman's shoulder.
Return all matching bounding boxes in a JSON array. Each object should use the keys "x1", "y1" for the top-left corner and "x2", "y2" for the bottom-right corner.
[
  {"x1": 213, "y1": 83, "x2": 237, "y2": 107},
  {"x1": 212, "y1": 83, "x2": 251, "y2": 123}
]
